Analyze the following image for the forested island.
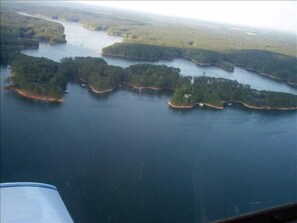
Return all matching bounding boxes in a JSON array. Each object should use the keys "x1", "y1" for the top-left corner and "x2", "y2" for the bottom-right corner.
[
  {"x1": 5, "y1": 54, "x2": 68, "y2": 101},
  {"x1": 5, "y1": 54, "x2": 297, "y2": 110},
  {"x1": 170, "y1": 77, "x2": 297, "y2": 110}
]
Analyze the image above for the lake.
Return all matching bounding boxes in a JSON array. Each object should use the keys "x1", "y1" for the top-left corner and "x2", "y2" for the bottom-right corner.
[{"x1": 1, "y1": 16, "x2": 297, "y2": 223}]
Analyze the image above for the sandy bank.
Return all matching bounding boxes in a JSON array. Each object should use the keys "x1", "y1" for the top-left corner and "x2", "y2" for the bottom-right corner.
[
  {"x1": 4, "y1": 86, "x2": 63, "y2": 102},
  {"x1": 168, "y1": 101, "x2": 224, "y2": 110},
  {"x1": 89, "y1": 84, "x2": 114, "y2": 94},
  {"x1": 168, "y1": 100, "x2": 297, "y2": 111},
  {"x1": 240, "y1": 102, "x2": 297, "y2": 111}
]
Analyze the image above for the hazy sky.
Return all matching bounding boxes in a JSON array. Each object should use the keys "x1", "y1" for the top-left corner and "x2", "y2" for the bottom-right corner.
[{"x1": 77, "y1": 1, "x2": 297, "y2": 33}]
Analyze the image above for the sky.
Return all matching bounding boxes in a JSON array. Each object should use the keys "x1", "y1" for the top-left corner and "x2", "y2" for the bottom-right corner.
[{"x1": 76, "y1": 1, "x2": 297, "y2": 33}]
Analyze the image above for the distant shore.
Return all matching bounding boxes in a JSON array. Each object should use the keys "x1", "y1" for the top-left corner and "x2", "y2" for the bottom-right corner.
[
  {"x1": 102, "y1": 53, "x2": 297, "y2": 87},
  {"x1": 234, "y1": 64, "x2": 297, "y2": 88},
  {"x1": 4, "y1": 86, "x2": 63, "y2": 102}
]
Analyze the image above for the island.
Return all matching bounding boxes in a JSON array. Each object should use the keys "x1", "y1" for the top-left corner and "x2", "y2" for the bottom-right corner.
[
  {"x1": 4, "y1": 54, "x2": 297, "y2": 111},
  {"x1": 169, "y1": 77, "x2": 297, "y2": 111},
  {"x1": 5, "y1": 54, "x2": 68, "y2": 101}
]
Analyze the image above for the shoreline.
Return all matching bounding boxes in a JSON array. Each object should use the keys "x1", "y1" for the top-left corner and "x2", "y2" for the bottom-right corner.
[
  {"x1": 120, "y1": 82, "x2": 175, "y2": 91},
  {"x1": 235, "y1": 64, "x2": 297, "y2": 88},
  {"x1": 168, "y1": 100, "x2": 297, "y2": 111},
  {"x1": 4, "y1": 86, "x2": 63, "y2": 102},
  {"x1": 101, "y1": 52, "x2": 173, "y2": 62},
  {"x1": 124, "y1": 82, "x2": 162, "y2": 91},
  {"x1": 168, "y1": 101, "x2": 224, "y2": 110},
  {"x1": 183, "y1": 57, "x2": 234, "y2": 72},
  {"x1": 4, "y1": 85, "x2": 296, "y2": 111},
  {"x1": 89, "y1": 84, "x2": 114, "y2": 94},
  {"x1": 240, "y1": 102, "x2": 297, "y2": 111},
  {"x1": 86, "y1": 81, "x2": 165, "y2": 94}
]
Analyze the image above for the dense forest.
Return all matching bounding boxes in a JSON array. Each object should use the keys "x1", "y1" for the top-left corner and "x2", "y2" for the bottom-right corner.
[
  {"x1": 0, "y1": 11, "x2": 66, "y2": 64},
  {"x1": 8, "y1": 54, "x2": 68, "y2": 98},
  {"x1": 102, "y1": 43, "x2": 183, "y2": 61},
  {"x1": 7, "y1": 55, "x2": 189, "y2": 97},
  {"x1": 102, "y1": 43, "x2": 234, "y2": 71},
  {"x1": 228, "y1": 50, "x2": 297, "y2": 84},
  {"x1": 171, "y1": 77, "x2": 297, "y2": 109},
  {"x1": 49, "y1": 57, "x2": 189, "y2": 92},
  {"x1": 6, "y1": 54, "x2": 297, "y2": 109}
]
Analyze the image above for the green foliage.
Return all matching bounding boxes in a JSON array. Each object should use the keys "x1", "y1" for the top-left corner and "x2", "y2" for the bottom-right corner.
[
  {"x1": 103, "y1": 43, "x2": 182, "y2": 61},
  {"x1": 65, "y1": 57, "x2": 122, "y2": 91},
  {"x1": 171, "y1": 77, "x2": 297, "y2": 108},
  {"x1": 126, "y1": 64, "x2": 190, "y2": 89},
  {"x1": 0, "y1": 10, "x2": 66, "y2": 64},
  {"x1": 227, "y1": 50, "x2": 297, "y2": 83},
  {"x1": 60, "y1": 57, "x2": 188, "y2": 91},
  {"x1": 11, "y1": 54, "x2": 67, "y2": 98}
]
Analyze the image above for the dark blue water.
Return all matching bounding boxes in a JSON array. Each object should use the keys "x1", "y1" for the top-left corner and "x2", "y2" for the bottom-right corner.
[{"x1": 1, "y1": 15, "x2": 297, "y2": 223}]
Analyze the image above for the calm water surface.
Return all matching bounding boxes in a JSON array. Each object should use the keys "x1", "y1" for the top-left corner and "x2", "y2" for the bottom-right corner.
[{"x1": 1, "y1": 16, "x2": 297, "y2": 223}]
